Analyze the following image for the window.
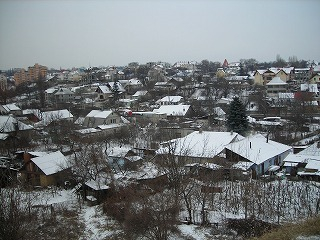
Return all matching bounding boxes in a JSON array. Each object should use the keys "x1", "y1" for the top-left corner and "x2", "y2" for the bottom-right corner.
[{"x1": 111, "y1": 119, "x2": 116, "y2": 124}]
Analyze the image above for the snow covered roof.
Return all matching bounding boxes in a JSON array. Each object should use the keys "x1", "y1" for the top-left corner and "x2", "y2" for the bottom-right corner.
[
  {"x1": 22, "y1": 109, "x2": 41, "y2": 118},
  {"x1": 282, "y1": 67, "x2": 294, "y2": 74},
  {"x1": 114, "y1": 162, "x2": 163, "y2": 182},
  {"x1": 107, "y1": 82, "x2": 125, "y2": 92},
  {"x1": 284, "y1": 142, "x2": 320, "y2": 167},
  {"x1": 31, "y1": 151, "x2": 68, "y2": 175},
  {"x1": 155, "y1": 81, "x2": 169, "y2": 86},
  {"x1": 97, "y1": 85, "x2": 112, "y2": 94},
  {"x1": 86, "y1": 110, "x2": 113, "y2": 119},
  {"x1": 191, "y1": 89, "x2": 206, "y2": 100},
  {"x1": 268, "y1": 68, "x2": 281, "y2": 74},
  {"x1": 157, "y1": 131, "x2": 243, "y2": 158},
  {"x1": 217, "y1": 98, "x2": 232, "y2": 105},
  {"x1": 225, "y1": 134, "x2": 292, "y2": 165},
  {"x1": 119, "y1": 78, "x2": 142, "y2": 86},
  {"x1": 153, "y1": 104, "x2": 190, "y2": 116},
  {"x1": 283, "y1": 154, "x2": 310, "y2": 164},
  {"x1": 213, "y1": 107, "x2": 226, "y2": 117},
  {"x1": 266, "y1": 77, "x2": 287, "y2": 85},
  {"x1": 54, "y1": 88, "x2": 74, "y2": 95},
  {"x1": 28, "y1": 151, "x2": 49, "y2": 157},
  {"x1": 1, "y1": 103, "x2": 21, "y2": 112},
  {"x1": 304, "y1": 159, "x2": 320, "y2": 171},
  {"x1": 299, "y1": 142, "x2": 320, "y2": 156},
  {"x1": 156, "y1": 96, "x2": 183, "y2": 104},
  {"x1": 255, "y1": 70, "x2": 267, "y2": 75},
  {"x1": 0, "y1": 115, "x2": 33, "y2": 133},
  {"x1": 45, "y1": 88, "x2": 58, "y2": 94},
  {"x1": 74, "y1": 117, "x2": 85, "y2": 125},
  {"x1": 35, "y1": 109, "x2": 73, "y2": 127},
  {"x1": 132, "y1": 90, "x2": 148, "y2": 97}
]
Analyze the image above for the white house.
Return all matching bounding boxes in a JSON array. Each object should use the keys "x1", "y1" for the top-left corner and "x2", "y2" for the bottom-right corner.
[
  {"x1": 82, "y1": 110, "x2": 128, "y2": 129},
  {"x1": 225, "y1": 134, "x2": 292, "y2": 177},
  {"x1": 152, "y1": 104, "x2": 193, "y2": 117},
  {"x1": 54, "y1": 87, "x2": 75, "y2": 103},
  {"x1": 156, "y1": 131, "x2": 243, "y2": 164},
  {"x1": 156, "y1": 96, "x2": 184, "y2": 105}
]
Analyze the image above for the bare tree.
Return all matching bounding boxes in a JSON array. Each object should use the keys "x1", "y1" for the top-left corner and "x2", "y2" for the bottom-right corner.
[
  {"x1": 123, "y1": 190, "x2": 179, "y2": 240},
  {"x1": 69, "y1": 140, "x2": 111, "y2": 184},
  {"x1": 0, "y1": 186, "x2": 40, "y2": 240}
]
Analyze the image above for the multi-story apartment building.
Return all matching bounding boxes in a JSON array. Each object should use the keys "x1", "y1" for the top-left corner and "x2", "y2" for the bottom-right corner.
[
  {"x1": 0, "y1": 74, "x2": 7, "y2": 91},
  {"x1": 14, "y1": 68, "x2": 28, "y2": 85},
  {"x1": 294, "y1": 68, "x2": 311, "y2": 84},
  {"x1": 27, "y1": 63, "x2": 47, "y2": 81},
  {"x1": 14, "y1": 63, "x2": 47, "y2": 85}
]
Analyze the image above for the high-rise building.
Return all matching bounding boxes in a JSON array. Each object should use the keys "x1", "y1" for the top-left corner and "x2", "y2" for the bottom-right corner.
[
  {"x1": 0, "y1": 74, "x2": 7, "y2": 90},
  {"x1": 14, "y1": 68, "x2": 27, "y2": 85},
  {"x1": 14, "y1": 63, "x2": 47, "y2": 85},
  {"x1": 27, "y1": 63, "x2": 47, "y2": 81}
]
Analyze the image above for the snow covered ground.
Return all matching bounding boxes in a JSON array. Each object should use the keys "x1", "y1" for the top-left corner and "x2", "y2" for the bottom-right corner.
[{"x1": 18, "y1": 178, "x2": 318, "y2": 239}]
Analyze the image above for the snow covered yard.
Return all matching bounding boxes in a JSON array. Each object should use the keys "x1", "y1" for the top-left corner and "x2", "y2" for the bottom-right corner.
[
  {"x1": 2, "y1": 178, "x2": 319, "y2": 240},
  {"x1": 32, "y1": 188, "x2": 123, "y2": 239}
]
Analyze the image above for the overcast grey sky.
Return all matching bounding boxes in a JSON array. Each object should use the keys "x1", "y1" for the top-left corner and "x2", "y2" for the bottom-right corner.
[{"x1": 0, "y1": 0, "x2": 319, "y2": 69}]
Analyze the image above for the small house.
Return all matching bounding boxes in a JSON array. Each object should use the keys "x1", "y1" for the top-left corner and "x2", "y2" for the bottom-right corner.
[
  {"x1": 283, "y1": 142, "x2": 320, "y2": 180},
  {"x1": 225, "y1": 134, "x2": 292, "y2": 178},
  {"x1": 20, "y1": 151, "x2": 70, "y2": 187},
  {"x1": 107, "y1": 147, "x2": 143, "y2": 172},
  {"x1": 82, "y1": 110, "x2": 122, "y2": 128},
  {"x1": 83, "y1": 174, "x2": 111, "y2": 205}
]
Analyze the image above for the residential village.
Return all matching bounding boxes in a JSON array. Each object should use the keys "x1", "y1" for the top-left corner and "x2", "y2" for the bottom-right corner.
[{"x1": 1, "y1": 58, "x2": 320, "y2": 239}]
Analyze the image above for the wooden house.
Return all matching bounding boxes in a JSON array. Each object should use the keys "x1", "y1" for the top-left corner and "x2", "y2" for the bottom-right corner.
[{"x1": 20, "y1": 151, "x2": 70, "y2": 187}]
